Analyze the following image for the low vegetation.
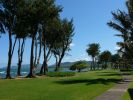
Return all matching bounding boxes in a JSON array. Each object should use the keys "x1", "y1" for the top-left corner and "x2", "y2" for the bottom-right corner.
[
  {"x1": 46, "y1": 72, "x2": 76, "y2": 77},
  {"x1": 70, "y1": 61, "x2": 89, "y2": 72}
]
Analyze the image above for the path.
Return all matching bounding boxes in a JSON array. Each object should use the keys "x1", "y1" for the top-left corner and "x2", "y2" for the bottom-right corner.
[{"x1": 94, "y1": 72, "x2": 132, "y2": 100}]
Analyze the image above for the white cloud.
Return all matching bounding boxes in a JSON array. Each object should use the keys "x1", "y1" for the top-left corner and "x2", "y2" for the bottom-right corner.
[
  {"x1": 70, "y1": 43, "x2": 75, "y2": 47},
  {"x1": 115, "y1": 46, "x2": 120, "y2": 50}
]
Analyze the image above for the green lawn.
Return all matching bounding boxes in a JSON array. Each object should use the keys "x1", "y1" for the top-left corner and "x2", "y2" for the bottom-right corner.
[
  {"x1": 121, "y1": 72, "x2": 133, "y2": 100},
  {"x1": 0, "y1": 70, "x2": 122, "y2": 100}
]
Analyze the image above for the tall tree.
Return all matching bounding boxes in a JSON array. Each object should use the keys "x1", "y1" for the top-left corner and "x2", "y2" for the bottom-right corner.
[
  {"x1": 107, "y1": 10, "x2": 133, "y2": 59},
  {"x1": 24, "y1": 0, "x2": 52, "y2": 78},
  {"x1": 52, "y1": 19, "x2": 74, "y2": 72},
  {"x1": 13, "y1": 2, "x2": 29, "y2": 76},
  {"x1": 39, "y1": 2, "x2": 62, "y2": 75},
  {"x1": 111, "y1": 54, "x2": 120, "y2": 69},
  {"x1": 108, "y1": 0, "x2": 133, "y2": 63},
  {"x1": 99, "y1": 51, "x2": 111, "y2": 69},
  {"x1": 86, "y1": 43, "x2": 100, "y2": 70},
  {"x1": 0, "y1": 0, "x2": 21, "y2": 78}
]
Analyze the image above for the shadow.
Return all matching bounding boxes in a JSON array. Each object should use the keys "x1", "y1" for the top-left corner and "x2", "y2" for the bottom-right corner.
[
  {"x1": 96, "y1": 71, "x2": 114, "y2": 74},
  {"x1": 121, "y1": 73, "x2": 133, "y2": 75},
  {"x1": 55, "y1": 78, "x2": 121, "y2": 85},
  {"x1": 98, "y1": 73, "x2": 121, "y2": 76},
  {"x1": 128, "y1": 89, "x2": 133, "y2": 100}
]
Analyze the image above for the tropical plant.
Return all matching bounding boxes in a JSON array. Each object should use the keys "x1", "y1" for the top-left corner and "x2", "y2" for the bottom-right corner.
[
  {"x1": 70, "y1": 61, "x2": 89, "y2": 72},
  {"x1": 0, "y1": 0, "x2": 22, "y2": 78},
  {"x1": 39, "y1": 5, "x2": 62, "y2": 75},
  {"x1": 99, "y1": 51, "x2": 112, "y2": 69},
  {"x1": 108, "y1": 0, "x2": 133, "y2": 63},
  {"x1": 86, "y1": 43, "x2": 100, "y2": 70},
  {"x1": 52, "y1": 18, "x2": 74, "y2": 72}
]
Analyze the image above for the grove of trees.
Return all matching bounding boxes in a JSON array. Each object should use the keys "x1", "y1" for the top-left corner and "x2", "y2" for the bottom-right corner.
[{"x1": 0, "y1": 0, "x2": 74, "y2": 79}]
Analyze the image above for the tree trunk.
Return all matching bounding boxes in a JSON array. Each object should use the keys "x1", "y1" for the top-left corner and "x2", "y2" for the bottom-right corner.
[
  {"x1": 40, "y1": 66, "x2": 44, "y2": 75},
  {"x1": 37, "y1": 31, "x2": 42, "y2": 66},
  {"x1": 40, "y1": 39, "x2": 49, "y2": 75},
  {"x1": 6, "y1": 31, "x2": 17, "y2": 79},
  {"x1": 34, "y1": 37, "x2": 38, "y2": 68},
  {"x1": 17, "y1": 38, "x2": 25, "y2": 76},
  {"x1": 17, "y1": 39, "x2": 21, "y2": 76},
  {"x1": 55, "y1": 50, "x2": 65, "y2": 72},
  {"x1": 43, "y1": 60, "x2": 48, "y2": 75},
  {"x1": 54, "y1": 55, "x2": 59, "y2": 72},
  {"x1": 78, "y1": 69, "x2": 81, "y2": 72},
  {"x1": 56, "y1": 58, "x2": 62, "y2": 72},
  {"x1": 26, "y1": 36, "x2": 35, "y2": 78}
]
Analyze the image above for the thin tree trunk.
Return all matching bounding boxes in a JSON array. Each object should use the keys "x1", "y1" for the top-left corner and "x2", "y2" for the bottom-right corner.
[
  {"x1": 26, "y1": 36, "x2": 35, "y2": 78},
  {"x1": 34, "y1": 37, "x2": 38, "y2": 68},
  {"x1": 17, "y1": 38, "x2": 25, "y2": 76},
  {"x1": 6, "y1": 31, "x2": 17, "y2": 79},
  {"x1": 54, "y1": 55, "x2": 59, "y2": 72},
  {"x1": 43, "y1": 60, "x2": 48, "y2": 75},
  {"x1": 17, "y1": 39, "x2": 21, "y2": 76},
  {"x1": 40, "y1": 39, "x2": 49, "y2": 75},
  {"x1": 37, "y1": 31, "x2": 42, "y2": 66},
  {"x1": 56, "y1": 47, "x2": 66, "y2": 72},
  {"x1": 37, "y1": 40, "x2": 42, "y2": 66},
  {"x1": 92, "y1": 57, "x2": 95, "y2": 70}
]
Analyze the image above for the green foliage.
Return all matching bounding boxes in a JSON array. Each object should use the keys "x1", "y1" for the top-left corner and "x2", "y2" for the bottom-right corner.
[
  {"x1": 99, "y1": 51, "x2": 112, "y2": 62},
  {"x1": 108, "y1": 0, "x2": 133, "y2": 60},
  {"x1": 46, "y1": 72, "x2": 75, "y2": 77},
  {"x1": 70, "y1": 61, "x2": 89, "y2": 72},
  {"x1": 111, "y1": 54, "x2": 120, "y2": 63},
  {"x1": 86, "y1": 43, "x2": 100, "y2": 58}
]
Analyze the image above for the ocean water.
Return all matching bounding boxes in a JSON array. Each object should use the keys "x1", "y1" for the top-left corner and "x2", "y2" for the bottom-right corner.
[{"x1": 0, "y1": 67, "x2": 72, "y2": 78}]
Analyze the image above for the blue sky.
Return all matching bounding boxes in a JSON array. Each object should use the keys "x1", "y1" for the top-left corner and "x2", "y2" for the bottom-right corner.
[{"x1": 0, "y1": 0, "x2": 126, "y2": 67}]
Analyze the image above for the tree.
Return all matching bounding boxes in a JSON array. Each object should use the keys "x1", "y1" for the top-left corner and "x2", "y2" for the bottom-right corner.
[
  {"x1": 99, "y1": 51, "x2": 111, "y2": 69},
  {"x1": 107, "y1": 10, "x2": 133, "y2": 59},
  {"x1": 70, "y1": 61, "x2": 88, "y2": 72},
  {"x1": 12, "y1": 1, "x2": 29, "y2": 76},
  {"x1": 52, "y1": 18, "x2": 74, "y2": 72},
  {"x1": 24, "y1": 0, "x2": 54, "y2": 78},
  {"x1": 86, "y1": 43, "x2": 100, "y2": 70},
  {"x1": 39, "y1": 2, "x2": 62, "y2": 75},
  {"x1": 108, "y1": 0, "x2": 133, "y2": 63},
  {"x1": 111, "y1": 54, "x2": 120, "y2": 69},
  {"x1": 0, "y1": 0, "x2": 22, "y2": 78}
]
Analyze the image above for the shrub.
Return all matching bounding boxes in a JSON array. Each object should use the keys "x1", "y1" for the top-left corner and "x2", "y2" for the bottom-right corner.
[
  {"x1": 46, "y1": 72, "x2": 76, "y2": 77},
  {"x1": 70, "y1": 61, "x2": 89, "y2": 72}
]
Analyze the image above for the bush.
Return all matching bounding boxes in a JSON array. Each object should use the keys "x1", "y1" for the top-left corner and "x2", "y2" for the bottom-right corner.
[
  {"x1": 46, "y1": 72, "x2": 76, "y2": 77},
  {"x1": 70, "y1": 61, "x2": 89, "y2": 72}
]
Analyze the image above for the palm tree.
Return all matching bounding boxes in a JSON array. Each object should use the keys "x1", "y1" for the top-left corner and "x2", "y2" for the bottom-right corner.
[
  {"x1": 107, "y1": 10, "x2": 133, "y2": 58},
  {"x1": 86, "y1": 43, "x2": 100, "y2": 70},
  {"x1": 108, "y1": 0, "x2": 133, "y2": 62},
  {"x1": 99, "y1": 51, "x2": 111, "y2": 69},
  {"x1": 111, "y1": 54, "x2": 120, "y2": 69}
]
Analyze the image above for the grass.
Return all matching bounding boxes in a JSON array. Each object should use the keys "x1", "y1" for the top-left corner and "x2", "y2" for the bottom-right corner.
[
  {"x1": 0, "y1": 70, "x2": 122, "y2": 100},
  {"x1": 121, "y1": 72, "x2": 133, "y2": 100},
  {"x1": 46, "y1": 72, "x2": 76, "y2": 77}
]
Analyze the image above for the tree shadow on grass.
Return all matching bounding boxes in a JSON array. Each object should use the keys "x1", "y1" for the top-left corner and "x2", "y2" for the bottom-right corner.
[
  {"x1": 98, "y1": 73, "x2": 121, "y2": 76},
  {"x1": 55, "y1": 78, "x2": 121, "y2": 85},
  {"x1": 128, "y1": 89, "x2": 133, "y2": 100}
]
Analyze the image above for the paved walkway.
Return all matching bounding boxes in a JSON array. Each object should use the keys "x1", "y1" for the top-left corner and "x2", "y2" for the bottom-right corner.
[{"x1": 94, "y1": 72, "x2": 132, "y2": 100}]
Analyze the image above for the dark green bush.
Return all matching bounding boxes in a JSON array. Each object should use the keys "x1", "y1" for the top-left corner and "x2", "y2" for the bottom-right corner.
[
  {"x1": 70, "y1": 61, "x2": 89, "y2": 72},
  {"x1": 46, "y1": 72, "x2": 76, "y2": 77}
]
